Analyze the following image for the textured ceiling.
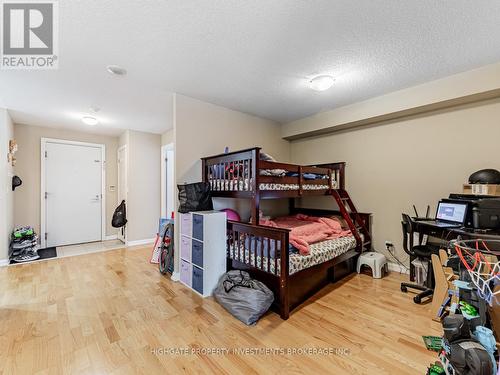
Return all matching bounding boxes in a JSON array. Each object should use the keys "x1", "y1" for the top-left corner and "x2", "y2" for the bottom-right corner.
[{"x1": 2, "y1": 0, "x2": 500, "y2": 135}]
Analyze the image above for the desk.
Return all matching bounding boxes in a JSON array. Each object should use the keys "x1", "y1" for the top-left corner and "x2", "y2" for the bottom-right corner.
[{"x1": 410, "y1": 220, "x2": 500, "y2": 281}]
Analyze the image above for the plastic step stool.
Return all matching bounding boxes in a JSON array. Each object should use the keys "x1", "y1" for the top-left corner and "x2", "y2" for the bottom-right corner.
[{"x1": 356, "y1": 252, "x2": 388, "y2": 279}]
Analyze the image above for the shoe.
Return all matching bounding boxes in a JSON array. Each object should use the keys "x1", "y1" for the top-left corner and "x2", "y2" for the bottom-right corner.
[
  {"x1": 11, "y1": 236, "x2": 38, "y2": 250},
  {"x1": 12, "y1": 226, "x2": 34, "y2": 240},
  {"x1": 12, "y1": 250, "x2": 40, "y2": 263}
]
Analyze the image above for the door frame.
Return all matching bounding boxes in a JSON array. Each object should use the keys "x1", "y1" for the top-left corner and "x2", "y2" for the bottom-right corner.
[
  {"x1": 117, "y1": 144, "x2": 128, "y2": 244},
  {"x1": 161, "y1": 143, "x2": 174, "y2": 219},
  {"x1": 40, "y1": 138, "x2": 106, "y2": 249}
]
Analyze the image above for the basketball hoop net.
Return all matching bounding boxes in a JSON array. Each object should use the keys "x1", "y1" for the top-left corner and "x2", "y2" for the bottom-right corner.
[{"x1": 453, "y1": 239, "x2": 500, "y2": 306}]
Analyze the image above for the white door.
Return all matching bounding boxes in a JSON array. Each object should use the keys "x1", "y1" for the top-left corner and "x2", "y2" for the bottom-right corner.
[
  {"x1": 117, "y1": 146, "x2": 127, "y2": 243},
  {"x1": 45, "y1": 142, "x2": 103, "y2": 247}
]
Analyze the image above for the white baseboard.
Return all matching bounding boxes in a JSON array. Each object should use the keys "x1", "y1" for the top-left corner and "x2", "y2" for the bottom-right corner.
[
  {"x1": 105, "y1": 235, "x2": 118, "y2": 241},
  {"x1": 126, "y1": 238, "x2": 155, "y2": 247},
  {"x1": 171, "y1": 271, "x2": 180, "y2": 282},
  {"x1": 387, "y1": 262, "x2": 410, "y2": 274},
  {"x1": 0, "y1": 259, "x2": 9, "y2": 267}
]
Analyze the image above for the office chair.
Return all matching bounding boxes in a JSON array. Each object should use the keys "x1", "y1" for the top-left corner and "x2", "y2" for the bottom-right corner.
[{"x1": 400, "y1": 213, "x2": 441, "y2": 304}]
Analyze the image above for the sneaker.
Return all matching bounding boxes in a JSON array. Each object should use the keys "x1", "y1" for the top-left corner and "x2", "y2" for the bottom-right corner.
[
  {"x1": 11, "y1": 236, "x2": 38, "y2": 250},
  {"x1": 12, "y1": 226, "x2": 35, "y2": 240},
  {"x1": 12, "y1": 250, "x2": 40, "y2": 263}
]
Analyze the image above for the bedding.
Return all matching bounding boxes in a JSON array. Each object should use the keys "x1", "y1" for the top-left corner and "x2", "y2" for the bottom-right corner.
[
  {"x1": 285, "y1": 172, "x2": 329, "y2": 180},
  {"x1": 229, "y1": 235, "x2": 358, "y2": 275},
  {"x1": 209, "y1": 178, "x2": 337, "y2": 191},
  {"x1": 259, "y1": 214, "x2": 351, "y2": 255}
]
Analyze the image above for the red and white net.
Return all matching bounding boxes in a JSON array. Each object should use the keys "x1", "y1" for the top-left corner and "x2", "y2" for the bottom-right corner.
[{"x1": 453, "y1": 239, "x2": 500, "y2": 306}]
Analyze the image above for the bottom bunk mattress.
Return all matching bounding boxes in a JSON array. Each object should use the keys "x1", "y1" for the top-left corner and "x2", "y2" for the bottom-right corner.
[{"x1": 228, "y1": 235, "x2": 358, "y2": 275}]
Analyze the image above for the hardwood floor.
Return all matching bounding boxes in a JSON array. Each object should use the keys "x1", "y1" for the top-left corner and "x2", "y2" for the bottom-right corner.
[{"x1": 0, "y1": 246, "x2": 442, "y2": 374}]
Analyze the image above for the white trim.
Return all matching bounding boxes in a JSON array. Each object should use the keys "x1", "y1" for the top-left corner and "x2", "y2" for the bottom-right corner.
[
  {"x1": 117, "y1": 144, "x2": 128, "y2": 244},
  {"x1": 161, "y1": 143, "x2": 174, "y2": 219},
  {"x1": 105, "y1": 235, "x2": 118, "y2": 241},
  {"x1": 0, "y1": 259, "x2": 9, "y2": 267},
  {"x1": 161, "y1": 145, "x2": 166, "y2": 218},
  {"x1": 41, "y1": 138, "x2": 106, "y2": 248},
  {"x1": 126, "y1": 238, "x2": 155, "y2": 247},
  {"x1": 387, "y1": 262, "x2": 410, "y2": 274}
]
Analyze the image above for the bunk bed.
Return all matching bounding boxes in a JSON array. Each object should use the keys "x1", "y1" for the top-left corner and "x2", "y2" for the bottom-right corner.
[{"x1": 201, "y1": 147, "x2": 372, "y2": 320}]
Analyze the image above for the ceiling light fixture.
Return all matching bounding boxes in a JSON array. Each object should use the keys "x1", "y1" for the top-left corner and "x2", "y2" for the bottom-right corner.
[
  {"x1": 309, "y1": 75, "x2": 335, "y2": 91},
  {"x1": 106, "y1": 65, "x2": 127, "y2": 76},
  {"x1": 82, "y1": 116, "x2": 99, "y2": 126}
]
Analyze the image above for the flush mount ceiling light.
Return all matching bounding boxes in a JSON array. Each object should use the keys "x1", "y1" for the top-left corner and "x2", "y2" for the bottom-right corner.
[
  {"x1": 82, "y1": 116, "x2": 99, "y2": 126},
  {"x1": 106, "y1": 65, "x2": 127, "y2": 76},
  {"x1": 309, "y1": 75, "x2": 335, "y2": 91}
]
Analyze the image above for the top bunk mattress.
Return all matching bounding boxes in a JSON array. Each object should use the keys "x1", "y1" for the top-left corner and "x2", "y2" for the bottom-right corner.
[{"x1": 210, "y1": 178, "x2": 337, "y2": 191}]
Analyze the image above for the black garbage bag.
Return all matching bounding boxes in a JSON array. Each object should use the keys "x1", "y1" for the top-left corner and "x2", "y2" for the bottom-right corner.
[
  {"x1": 214, "y1": 270, "x2": 274, "y2": 325},
  {"x1": 112, "y1": 200, "x2": 127, "y2": 228},
  {"x1": 177, "y1": 182, "x2": 213, "y2": 213}
]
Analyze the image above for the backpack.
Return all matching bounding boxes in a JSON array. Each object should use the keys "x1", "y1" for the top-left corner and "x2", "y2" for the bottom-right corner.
[{"x1": 112, "y1": 200, "x2": 127, "y2": 228}]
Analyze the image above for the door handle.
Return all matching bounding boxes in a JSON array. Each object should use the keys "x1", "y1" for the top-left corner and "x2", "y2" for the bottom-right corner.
[{"x1": 91, "y1": 195, "x2": 100, "y2": 202}]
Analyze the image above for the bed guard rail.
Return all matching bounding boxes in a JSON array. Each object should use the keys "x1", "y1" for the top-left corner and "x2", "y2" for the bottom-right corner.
[{"x1": 226, "y1": 220, "x2": 290, "y2": 277}]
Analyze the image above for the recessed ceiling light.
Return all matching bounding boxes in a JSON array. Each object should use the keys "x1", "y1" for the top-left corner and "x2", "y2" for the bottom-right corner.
[
  {"x1": 106, "y1": 65, "x2": 127, "y2": 76},
  {"x1": 82, "y1": 116, "x2": 99, "y2": 126},
  {"x1": 309, "y1": 75, "x2": 335, "y2": 91}
]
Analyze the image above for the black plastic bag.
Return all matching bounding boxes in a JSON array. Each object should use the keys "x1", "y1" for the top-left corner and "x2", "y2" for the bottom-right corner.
[
  {"x1": 177, "y1": 182, "x2": 213, "y2": 213},
  {"x1": 112, "y1": 200, "x2": 127, "y2": 228}
]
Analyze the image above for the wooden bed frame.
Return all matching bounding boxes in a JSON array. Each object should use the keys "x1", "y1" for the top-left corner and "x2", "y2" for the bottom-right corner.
[{"x1": 201, "y1": 147, "x2": 372, "y2": 319}]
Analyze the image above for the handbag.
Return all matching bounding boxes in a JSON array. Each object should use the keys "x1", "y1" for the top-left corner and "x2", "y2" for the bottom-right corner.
[
  {"x1": 177, "y1": 182, "x2": 213, "y2": 213},
  {"x1": 112, "y1": 200, "x2": 127, "y2": 228}
]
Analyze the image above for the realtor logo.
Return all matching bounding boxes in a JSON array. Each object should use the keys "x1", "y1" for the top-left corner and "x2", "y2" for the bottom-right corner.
[{"x1": 1, "y1": 0, "x2": 59, "y2": 69}]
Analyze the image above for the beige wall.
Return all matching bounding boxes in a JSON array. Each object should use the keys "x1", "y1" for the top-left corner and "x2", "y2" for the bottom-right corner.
[
  {"x1": 290, "y1": 98, "x2": 500, "y2": 264},
  {"x1": 0, "y1": 109, "x2": 14, "y2": 260},
  {"x1": 174, "y1": 93, "x2": 291, "y2": 219},
  {"x1": 13, "y1": 124, "x2": 119, "y2": 238},
  {"x1": 161, "y1": 129, "x2": 174, "y2": 146},
  {"x1": 175, "y1": 93, "x2": 289, "y2": 184},
  {"x1": 173, "y1": 94, "x2": 291, "y2": 274},
  {"x1": 119, "y1": 130, "x2": 129, "y2": 148},
  {"x1": 125, "y1": 130, "x2": 161, "y2": 242}
]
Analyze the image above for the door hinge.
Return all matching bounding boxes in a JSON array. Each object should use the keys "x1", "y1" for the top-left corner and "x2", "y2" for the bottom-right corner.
[
  {"x1": 44, "y1": 233, "x2": 47, "y2": 241},
  {"x1": 45, "y1": 192, "x2": 48, "y2": 199},
  {"x1": 45, "y1": 151, "x2": 47, "y2": 158}
]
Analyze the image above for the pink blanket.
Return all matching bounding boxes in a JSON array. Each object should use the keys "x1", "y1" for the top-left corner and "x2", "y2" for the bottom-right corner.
[{"x1": 260, "y1": 214, "x2": 351, "y2": 255}]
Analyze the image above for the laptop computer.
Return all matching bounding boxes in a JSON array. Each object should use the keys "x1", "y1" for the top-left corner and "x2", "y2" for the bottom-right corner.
[{"x1": 423, "y1": 201, "x2": 468, "y2": 228}]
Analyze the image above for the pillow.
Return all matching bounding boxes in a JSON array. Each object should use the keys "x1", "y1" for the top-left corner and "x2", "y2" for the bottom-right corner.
[
  {"x1": 260, "y1": 152, "x2": 287, "y2": 176},
  {"x1": 260, "y1": 152, "x2": 276, "y2": 162},
  {"x1": 331, "y1": 215, "x2": 350, "y2": 230},
  {"x1": 260, "y1": 169, "x2": 287, "y2": 177}
]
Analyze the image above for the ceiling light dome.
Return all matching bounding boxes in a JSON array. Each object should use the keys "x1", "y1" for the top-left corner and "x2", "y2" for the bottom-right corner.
[
  {"x1": 309, "y1": 75, "x2": 335, "y2": 91},
  {"x1": 107, "y1": 65, "x2": 127, "y2": 76},
  {"x1": 82, "y1": 116, "x2": 99, "y2": 126}
]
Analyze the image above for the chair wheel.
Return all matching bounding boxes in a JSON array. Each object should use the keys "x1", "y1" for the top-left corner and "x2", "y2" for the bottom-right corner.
[
  {"x1": 413, "y1": 296, "x2": 422, "y2": 304},
  {"x1": 401, "y1": 285, "x2": 407, "y2": 293}
]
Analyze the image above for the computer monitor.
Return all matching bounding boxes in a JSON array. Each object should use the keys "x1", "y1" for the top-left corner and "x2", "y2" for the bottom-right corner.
[{"x1": 436, "y1": 201, "x2": 467, "y2": 224}]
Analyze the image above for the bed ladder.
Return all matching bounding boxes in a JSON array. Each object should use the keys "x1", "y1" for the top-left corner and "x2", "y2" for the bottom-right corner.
[{"x1": 331, "y1": 189, "x2": 371, "y2": 251}]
